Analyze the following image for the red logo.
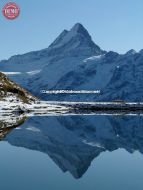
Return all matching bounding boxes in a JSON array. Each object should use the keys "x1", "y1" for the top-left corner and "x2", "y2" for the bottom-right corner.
[{"x1": 2, "y1": 2, "x2": 20, "y2": 20}]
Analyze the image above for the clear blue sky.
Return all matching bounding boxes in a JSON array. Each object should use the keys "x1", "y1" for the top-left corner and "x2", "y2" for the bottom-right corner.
[{"x1": 0, "y1": 0, "x2": 143, "y2": 60}]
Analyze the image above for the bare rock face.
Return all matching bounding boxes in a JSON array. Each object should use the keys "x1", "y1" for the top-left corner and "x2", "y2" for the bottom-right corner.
[{"x1": 0, "y1": 72, "x2": 37, "y2": 104}]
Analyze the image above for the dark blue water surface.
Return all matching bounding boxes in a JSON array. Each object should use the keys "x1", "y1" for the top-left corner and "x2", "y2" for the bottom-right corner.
[{"x1": 1, "y1": 115, "x2": 143, "y2": 190}]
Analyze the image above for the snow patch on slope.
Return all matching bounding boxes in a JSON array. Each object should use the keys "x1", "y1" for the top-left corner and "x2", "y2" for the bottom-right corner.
[{"x1": 83, "y1": 55, "x2": 105, "y2": 63}]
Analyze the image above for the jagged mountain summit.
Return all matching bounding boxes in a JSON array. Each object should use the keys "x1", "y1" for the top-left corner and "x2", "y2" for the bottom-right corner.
[
  {"x1": 0, "y1": 23, "x2": 105, "y2": 72},
  {"x1": 48, "y1": 23, "x2": 105, "y2": 56},
  {"x1": 0, "y1": 23, "x2": 142, "y2": 101}
]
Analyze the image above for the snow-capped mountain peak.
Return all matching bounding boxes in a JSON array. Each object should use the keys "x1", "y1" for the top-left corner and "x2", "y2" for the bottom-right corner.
[
  {"x1": 70, "y1": 23, "x2": 91, "y2": 38},
  {"x1": 48, "y1": 23, "x2": 105, "y2": 56},
  {"x1": 49, "y1": 23, "x2": 90, "y2": 49}
]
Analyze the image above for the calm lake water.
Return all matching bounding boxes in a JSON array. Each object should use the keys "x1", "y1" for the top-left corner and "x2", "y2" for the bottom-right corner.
[{"x1": 1, "y1": 115, "x2": 143, "y2": 190}]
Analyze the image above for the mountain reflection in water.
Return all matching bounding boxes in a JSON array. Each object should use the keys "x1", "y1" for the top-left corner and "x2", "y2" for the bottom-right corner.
[{"x1": 1, "y1": 114, "x2": 143, "y2": 179}]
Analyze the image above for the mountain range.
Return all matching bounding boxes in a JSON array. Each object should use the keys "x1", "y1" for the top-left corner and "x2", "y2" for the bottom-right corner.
[{"x1": 0, "y1": 23, "x2": 142, "y2": 101}]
